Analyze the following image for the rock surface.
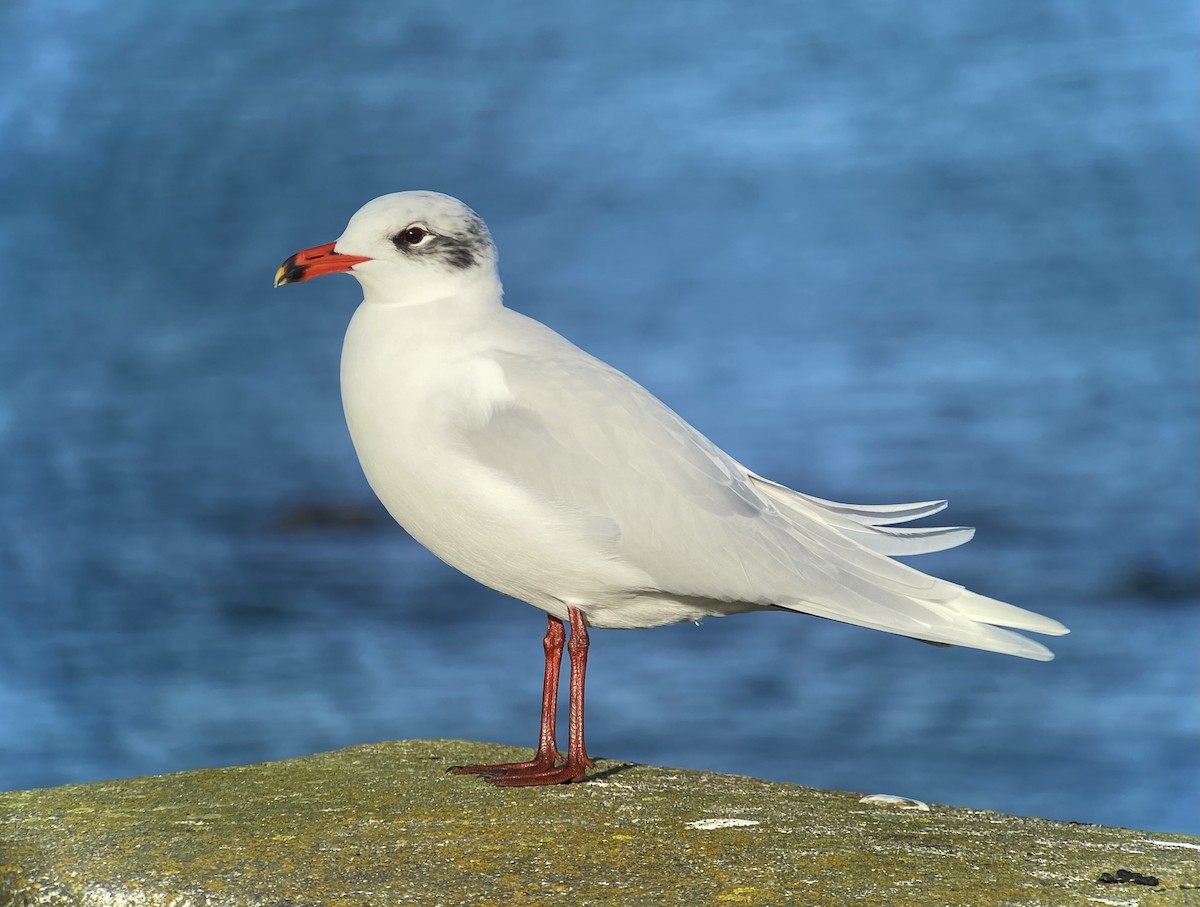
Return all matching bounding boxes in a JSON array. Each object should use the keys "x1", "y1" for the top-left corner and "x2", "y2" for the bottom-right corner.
[{"x1": 1, "y1": 740, "x2": 1196, "y2": 906}]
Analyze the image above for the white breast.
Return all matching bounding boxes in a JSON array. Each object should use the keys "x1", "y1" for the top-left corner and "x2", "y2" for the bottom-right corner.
[{"x1": 339, "y1": 299, "x2": 651, "y2": 618}]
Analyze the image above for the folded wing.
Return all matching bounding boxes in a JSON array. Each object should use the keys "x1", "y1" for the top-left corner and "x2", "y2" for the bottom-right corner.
[{"x1": 463, "y1": 324, "x2": 1067, "y2": 658}]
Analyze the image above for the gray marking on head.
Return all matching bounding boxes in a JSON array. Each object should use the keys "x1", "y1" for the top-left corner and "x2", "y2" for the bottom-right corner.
[{"x1": 391, "y1": 209, "x2": 492, "y2": 272}]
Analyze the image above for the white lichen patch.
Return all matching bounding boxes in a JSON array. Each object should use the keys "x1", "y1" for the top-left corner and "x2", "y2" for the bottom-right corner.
[
  {"x1": 686, "y1": 817, "x2": 761, "y2": 830},
  {"x1": 1145, "y1": 838, "x2": 1200, "y2": 850},
  {"x1": 858, "y1": 794, "x2": 931, "y2": 811}
]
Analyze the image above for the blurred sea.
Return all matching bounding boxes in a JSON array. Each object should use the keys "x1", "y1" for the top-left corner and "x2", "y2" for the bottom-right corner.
[{"x1": 1, "y1": 2, "x2": 1196, "y2": 833}]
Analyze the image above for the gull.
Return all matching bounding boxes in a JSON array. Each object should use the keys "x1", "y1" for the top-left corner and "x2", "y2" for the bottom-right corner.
[{"x1": 274, "y1": 191, "x2": 1068, "y2": 786}]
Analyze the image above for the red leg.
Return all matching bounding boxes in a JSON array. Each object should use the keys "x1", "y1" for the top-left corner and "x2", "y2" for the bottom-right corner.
[
  {"x1": 449, "y1": 615, "x2": 565, "y2": 776},
  {"x1": 486, "y1": 607, "x2": 594, "y2": 787}
]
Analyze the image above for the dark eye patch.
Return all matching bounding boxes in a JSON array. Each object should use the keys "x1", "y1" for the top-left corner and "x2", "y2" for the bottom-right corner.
[
  {"x1": 392, "y1": 225, "x2": 430, "y2": 249},
  {"x1": 387, "y1": 211, "x2": 490, "y2": 271}
]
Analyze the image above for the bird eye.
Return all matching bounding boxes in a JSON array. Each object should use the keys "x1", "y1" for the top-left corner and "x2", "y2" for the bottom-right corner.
[{"x1": 394, "y1": 225, "x2": 431, "y2": 248}]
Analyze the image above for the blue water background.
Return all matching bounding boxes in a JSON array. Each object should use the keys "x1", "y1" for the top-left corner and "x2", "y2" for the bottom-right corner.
[{"x1": 1, "y1": 2, "x2": 1197, "y2": 833}]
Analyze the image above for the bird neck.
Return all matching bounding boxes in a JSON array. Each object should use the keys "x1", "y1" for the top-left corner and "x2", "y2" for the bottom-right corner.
[{"x1": 357, "y1": 267, "x2": 504, "y2": 312}]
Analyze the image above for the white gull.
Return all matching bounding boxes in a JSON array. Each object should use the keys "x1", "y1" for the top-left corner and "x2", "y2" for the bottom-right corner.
[{"x1": 275, "y1": 191, "x2": 1068, "y2": 786}]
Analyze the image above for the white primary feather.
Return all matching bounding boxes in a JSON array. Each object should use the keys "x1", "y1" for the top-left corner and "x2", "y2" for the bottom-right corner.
[
  {"x1": 327, "y1": 191, "x2": 1067, "y2": 660},
  {"x1": 745, "y1": 476, "x2": 976, "y2": 556}
]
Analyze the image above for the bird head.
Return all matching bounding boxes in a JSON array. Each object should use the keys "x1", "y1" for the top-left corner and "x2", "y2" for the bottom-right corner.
[{"x1": 274, "y1": 191, "x2": 498, "y2": 306}]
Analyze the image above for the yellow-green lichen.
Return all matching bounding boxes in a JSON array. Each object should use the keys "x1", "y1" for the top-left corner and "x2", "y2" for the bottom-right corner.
[{"x1": 1, "y1": 740, "x2": 1197, "y2": 906}]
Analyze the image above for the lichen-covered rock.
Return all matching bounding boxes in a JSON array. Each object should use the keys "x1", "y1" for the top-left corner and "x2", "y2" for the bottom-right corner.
[{"x1": 1, "y1": 740, "x2": 1196, "y2": 906}]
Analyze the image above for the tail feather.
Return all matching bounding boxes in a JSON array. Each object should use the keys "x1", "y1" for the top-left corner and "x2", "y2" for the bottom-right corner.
[
  {"x1": 776, "y1": 583, "x2": 1058, "y2": 661},
  {"x1": 747, "y1": 472, "x2": 974, "y2": 556},
  {"x1": 837, "y1": 523, "x2": 976, "y2": 556},
  {"x1": 792, "y1": 491, "x2": 950, "y2": 526},
  {"x1": 741, "y1": 469, "x2": 1068, "y2": 660},
  {"x1": 948, "y1": 589, "x2": 1070, "y2": 636}
]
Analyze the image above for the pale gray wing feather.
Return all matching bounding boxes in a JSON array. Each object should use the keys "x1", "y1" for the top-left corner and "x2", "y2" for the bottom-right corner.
[
  {"x1": 464, "y1": 321, "x2": 1065, "y2": 658},
  {"x1": 745, "y1": 475, "x2": 976, "y2": 555}
]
